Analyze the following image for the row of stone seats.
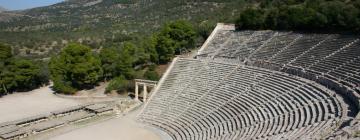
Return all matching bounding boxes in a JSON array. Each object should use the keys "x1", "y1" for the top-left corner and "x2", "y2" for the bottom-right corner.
[
  {"x1": 211, "y1": 31, "x2": 255, "y2": 57},
  {"x1": 31, "y1": 120, "x2": 65, "y2": 133},
  {"x1": 200, "y1": 30, "x2": 233, "y2": 55},
  {"x1": 141, "y1": 59, "x2": 237, "y2": 121},
  {"x1": 139, "y1": 58, "x2": 243, "y2": 138},
  {"x1": 290, "y1": 35, "x2": 356, "y2": 68},
  {"x1": 141, "y1": 77, "x2": 340, "y2": 139},
  {"x1": 218, "y1": 31, "x2": 275, "y2": 61},
  {"x1": 270, "y1": 34, "x2": 329, "y2": 64},
  {"x1": 6, "y1": 114, "x2": 49, "y2": 127},
  {"x1": 199, "y1": 30, "x2": 274, "y2": 60},
  {"x1": 0, "y1": 103, "x2": 109, "y2": 140},
  {"x1": 308, "y1": 41, "x2": 360, "y2": 89},
  {"x1": 30, "y1": 111, "x2": 95, "y2": 133},
  {"x1": 171, "y1": 75, "x2": 340, "y2": 139},
  {"x1": 140, "y1": 59, "x2": 207, "y2": 117},
  {"x1": 250, "y1": 32, "x2": 299, "y2": 61},
  {"x1": 200, "y1": 30, "x2": 254, "y2": 56},
  {"x1": 51, "y1": 105, "x2": 85, "y2": 117},
  {"x1": 329, "y1": 58, "x2": 360, "y2": 88},
  {"x1": 0, "y1": 125, "x2": 20, "y2": 139},
  {"x1": 0, "y1": 129, "x2": 27, "y2": 140},
  {"x1": 200, "y1": 30, "x2": 357, "y2": 70},
  {"x1": 199, "y1": 30, "x2": 359, "y2": 94},
  {"x1": 85, "y1": 104, "x2": 113, "y2": 114},
  {"x1": 248, "y1": 118, "x2": 336, "y2": 140},
  {"x1": 138, "y1": 59, "x2": 345, "y2": 140},
  {"x1": 59, "y1": 111, "x2": 95, "y2": 123},
  {"x1": 159, "y1": 61, "x2": 237, "y2": 120}
]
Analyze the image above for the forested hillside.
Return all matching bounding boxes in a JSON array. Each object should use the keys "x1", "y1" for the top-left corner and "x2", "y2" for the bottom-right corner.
[
  {"x1": 0, "y1": 0, "x2": 246, "y2": 58},
  {"x1": 1, "y1": 20, "x2": 197, "y2": 95}
]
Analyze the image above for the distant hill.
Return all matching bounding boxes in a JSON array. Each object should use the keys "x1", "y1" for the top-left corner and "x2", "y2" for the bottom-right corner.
[
  {"x1": 0, "y1": 0, "x2": 247, "y2": 58},
  {"x1": 0, "y1": 6, "x2": 7, "y2": 12}
]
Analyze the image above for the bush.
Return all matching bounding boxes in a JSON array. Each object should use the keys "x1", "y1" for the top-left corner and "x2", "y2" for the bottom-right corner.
[
  {"x1": 197, "y1": 20, "x2": 216, "y2": 41},
  {"x1": 105, "y1": 76, "x2": 129, "y2": 94},
  {"x1": 144, "y1": 69, "x2": 160, "y2": 81}
]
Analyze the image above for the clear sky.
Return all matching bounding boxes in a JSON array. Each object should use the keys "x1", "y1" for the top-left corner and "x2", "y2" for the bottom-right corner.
[{"x1": 0, "y1": 0, "x2": 64, "y2": 10}]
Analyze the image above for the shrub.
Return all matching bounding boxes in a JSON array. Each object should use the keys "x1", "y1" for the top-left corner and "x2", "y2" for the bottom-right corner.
[
  {"x1": 144, "y1": 69, "x2": 160, "y2": 81},
  {"x1": 105, "y1": 76, "x2": 129, "y2": 94}
]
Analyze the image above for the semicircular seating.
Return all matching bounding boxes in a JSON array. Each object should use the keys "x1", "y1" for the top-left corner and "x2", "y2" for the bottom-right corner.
[
  {"x1": 138, "y1": 58, "x2": 347, "y2": 140},
  {"x1": 138, "y1": 24, "x2": 358, "y2": 139},
  {"x1": 198, "y1": 27, "x2": 360, "y2": 94}
]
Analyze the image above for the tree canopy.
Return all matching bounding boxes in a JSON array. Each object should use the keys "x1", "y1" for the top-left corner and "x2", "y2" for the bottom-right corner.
[
  {"x1": 97, "y1": 20, "x2": 197, "y2": 94},
  {"x1": 99, "y1": 47, "x2": 120, "y2": 80},
  {"x1": 0, "y1": 43, "x2": 12, "y2": 61},
  {"x1": 49, "y1": 43, "x2": 103, "y2": 94},
  {"x1": 1, "y1": 20, "x2": 200, "y2": 95},
  {"x1": 1, "y1": 43, "x2": 47, "y2": 95},
  {"x1": 99, "y1": 42, "x2": 137, "y2": 80},
  {"x1": 236, "y1": 0, "x2": 360, "y2": 32},
  {"x1": 154, "y1": 20, "x2": 197, "y2": 63}
]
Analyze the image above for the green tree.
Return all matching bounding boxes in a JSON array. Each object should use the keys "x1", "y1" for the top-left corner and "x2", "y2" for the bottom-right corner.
[
  {"x1": 141, "y1": 36, "x2": 159, "y2": 64},
  {"x1": 0, "y1": 58, "x2": 43, "y2": 94},
  {"x1": 99, "y1": 42, "x2": 136, "y2": 80},
  {"x1": 0, "y1": 43, "x2": 11, "y2": 94},
  {"x1": 0, "y1": 43, "x2": 12, "y2": 61},
  {"x1": 236, "y1": 0, "x2": 360, "y2": 32},
  {"x1": 155, "y1": 20, "x2": 196, "y2": 63},
  {"x1": 99, "y1": 47, "x2": 119, "y2": 80},
  {"x1": 236, "y1": 8, "x2": 265, "y2": 29},
  {"x1": 155, "y1": 35, "x2": 176, "y2": 63},
  {"x1": 117, "y1": 42, "x2": 136, "y2": 79},
  {"x1": 0, "y1": 44, "x2": 46, "y2": 95},
  {"x1": 49, "y1": 43, "x2": 103, "y2": 94},
  {"x1": 319, "y1": 1, "x2": 360, "y2": 30}
]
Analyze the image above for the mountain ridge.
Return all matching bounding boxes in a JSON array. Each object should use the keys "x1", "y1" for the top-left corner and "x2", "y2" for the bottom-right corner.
[
  {"x1": 0, "y1": 0, "x2": 245, "y2": 58},
  {"x1": 0, "y1": 6, "x2": 7, "y2": 12}
]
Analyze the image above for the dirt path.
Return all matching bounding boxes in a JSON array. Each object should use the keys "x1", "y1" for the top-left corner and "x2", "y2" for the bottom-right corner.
[
  {"x1": 50, "y1": 108, "x2": 162, "y2": 140},
  {"x1": 75, "y1": 82, "x2": 108, "y2": 97}
]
